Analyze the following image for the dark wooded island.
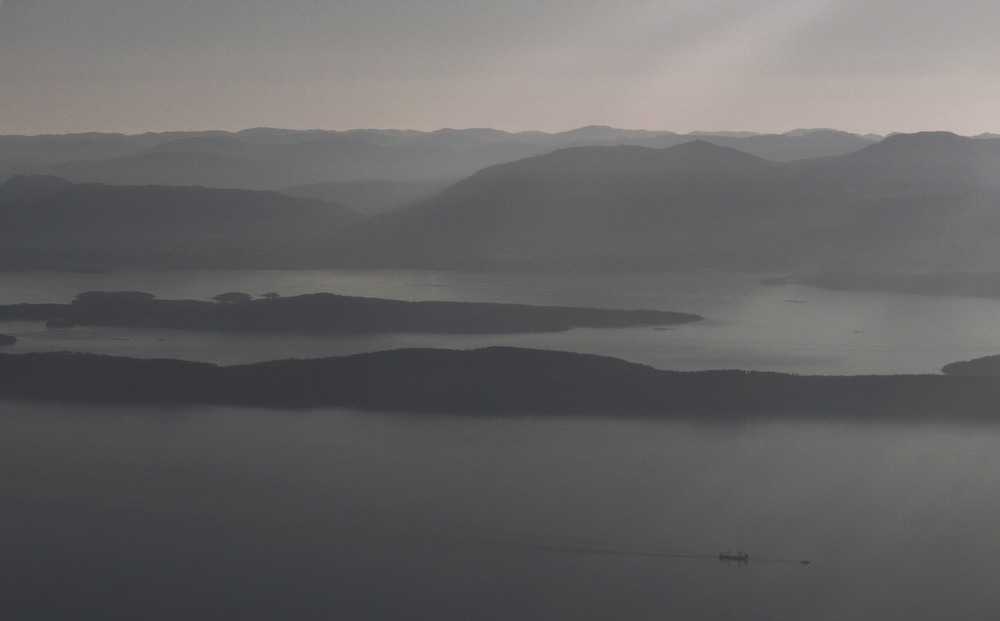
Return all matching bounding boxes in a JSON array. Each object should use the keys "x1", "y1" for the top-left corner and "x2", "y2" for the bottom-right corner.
[
  {"x1": 942, "y1": 355, "x2": 1000, "y2": 375},
  {"x1": 0, "y1": 291, "x2": 701, "y2": 334}
]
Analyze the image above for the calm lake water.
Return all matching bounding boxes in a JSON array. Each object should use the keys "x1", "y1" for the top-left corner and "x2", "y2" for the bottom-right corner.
[{"x1": 2, "y1": 269, "x2": 1000, "y2": 619}]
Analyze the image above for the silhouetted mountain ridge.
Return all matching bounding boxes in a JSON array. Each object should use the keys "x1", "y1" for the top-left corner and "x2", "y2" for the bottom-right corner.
[
  {"x1": 0, "y1": 126, "x2": 878, "y2": 191},
  {"x1": 1, "y1": 347, "x2": 999, "y2": 419},
  {"x1": 0, "y1": 176, "x2": 359, "y2": 270},
  {"x1": 331, "y1": 132, "x2": 1000, "y2": 271},
  {"x1": 330, "y1": 141, "x2": 813, "y2": 269},
  {"x1": 5, "y1": 131, "x2": 1000, "y2": 272}
]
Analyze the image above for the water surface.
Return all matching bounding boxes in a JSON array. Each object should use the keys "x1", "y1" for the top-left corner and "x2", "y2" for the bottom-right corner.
[
  {"x1": 2, "y1": 269, "x2": 998, "y2": 618},
  {"x1": 1, "y1": 402, "x2": 996, "y2": 620},
  {"x1": 2, "y1": 269, "x2": 1000, "y2": 373}
]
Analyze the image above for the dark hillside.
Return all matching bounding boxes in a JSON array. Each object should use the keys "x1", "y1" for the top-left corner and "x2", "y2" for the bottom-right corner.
[
  {"x1": 333, "y1": 142, "x2": 818, "y2": 269},
  {"x1": 0, "y1": 176, "x2": 359, "y2": 270},
  {"x1": 1, "y1": 347, "x2": 999, "y2": 419},
  {"x1": 333, "y1": 133, "x2": 1000, "y2": 272}
]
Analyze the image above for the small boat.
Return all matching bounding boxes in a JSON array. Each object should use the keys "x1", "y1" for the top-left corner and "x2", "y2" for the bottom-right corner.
[{"x1": 719, "y1": 550, "x2": 749, "y2": 564}]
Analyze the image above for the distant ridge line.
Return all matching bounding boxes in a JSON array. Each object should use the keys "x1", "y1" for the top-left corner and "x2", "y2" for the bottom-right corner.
[{"x1": 0, "y1": 347, "x2": 999, "y2": 419}]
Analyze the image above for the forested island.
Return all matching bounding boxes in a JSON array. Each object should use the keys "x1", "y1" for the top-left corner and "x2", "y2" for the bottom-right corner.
[
  {"x1": 0, "y1": 291, "x2": 700, "y2": 334},
  {"x1": 1, "y1": 347, "x2": 999, "y2": 419},
  {"x1": 942, "y1": 355, "x2": 1000, "y2": 376}
]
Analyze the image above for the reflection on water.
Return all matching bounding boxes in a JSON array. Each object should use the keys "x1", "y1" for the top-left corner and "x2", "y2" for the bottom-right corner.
[
  {"x1": 1, "y1": 402, "x2": 998, "y2": 620},
  {"x1": 3, "y1": 269, "x2": 1000, "y2": 618},
  {"x1": 3, "y1": 269, "x2": 1000, "y2": 373}
]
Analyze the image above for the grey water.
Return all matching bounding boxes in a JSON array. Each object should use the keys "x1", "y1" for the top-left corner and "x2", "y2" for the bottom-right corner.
[
  {"x1": 3, "y1": 269, "x2": 1000, "y2": 373},
  {"x1": 3, "y1": 403, "x2": 999, "y2": 620},
  {"x1": 3, "y1": 269, "x2": 1000, "y2": 619}
]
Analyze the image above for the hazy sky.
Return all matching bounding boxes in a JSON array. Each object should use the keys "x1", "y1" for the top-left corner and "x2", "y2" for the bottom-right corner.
[{"x1": 1, "y1": 0, "x2": 998, "y2": 135}]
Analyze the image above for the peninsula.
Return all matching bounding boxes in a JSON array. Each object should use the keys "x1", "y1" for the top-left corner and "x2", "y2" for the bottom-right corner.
[
  {"x1": 1, "y1": 347, "x2": 998, "y2": 419},
  {"x1": 0, "y1": 291, "x2": 701, "y2": 334}
]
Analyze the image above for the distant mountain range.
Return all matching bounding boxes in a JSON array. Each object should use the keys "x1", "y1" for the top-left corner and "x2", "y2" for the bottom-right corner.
[
  {"x1": 0, "y1": 127, "x2": 878, "y2": 203},
  {"x1": 327, "y1": 131, "x2": 1000, "y2": 271},
  {"x1": 3, "y1": 130, "x2": 1000, "y2": 273}
]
